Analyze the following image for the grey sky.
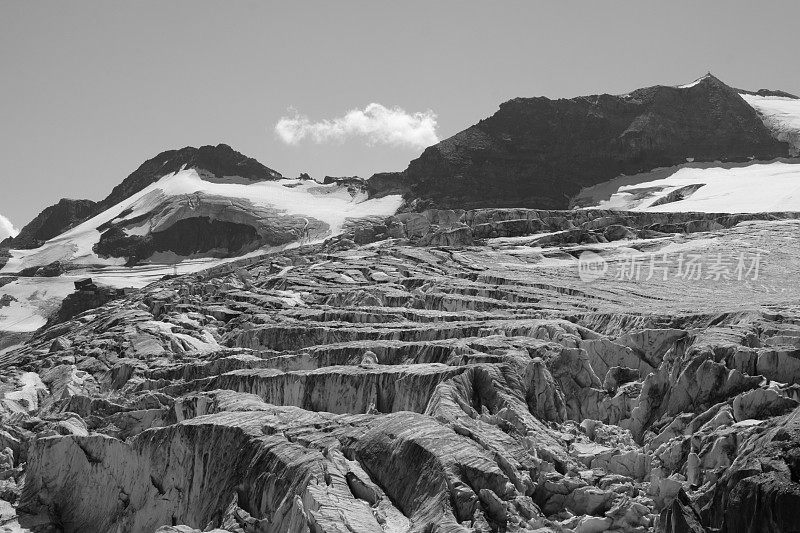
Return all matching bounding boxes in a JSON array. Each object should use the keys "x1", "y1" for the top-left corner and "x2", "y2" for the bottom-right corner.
[{"x1": 1, "y1": 0, "x2": 798, "y2": 228}]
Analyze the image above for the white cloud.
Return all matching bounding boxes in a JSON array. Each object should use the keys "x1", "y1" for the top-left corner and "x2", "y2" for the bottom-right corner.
[
  {"x1": 0, "y1": 213, "x2": 18, "y2": 240},
  {"x1": 275, "y1": 103, "x2": 439, "y2": 149}
]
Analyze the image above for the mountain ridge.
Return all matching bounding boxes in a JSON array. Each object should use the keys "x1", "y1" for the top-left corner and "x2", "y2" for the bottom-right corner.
[
  {"x1": 367, "y1": 75, "x2": 795, "y2": 210},
  {"x1": 4, "y1": 144, "x2": 283, "y2": 251}
]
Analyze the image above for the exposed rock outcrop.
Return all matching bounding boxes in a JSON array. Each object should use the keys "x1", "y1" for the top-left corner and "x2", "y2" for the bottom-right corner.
[
  {"x1": 367, "y1": 76, "x2": 792, "y2": 210},
  {"x1": 7, "y1": 198, "x2": 97, "y2": 249}
]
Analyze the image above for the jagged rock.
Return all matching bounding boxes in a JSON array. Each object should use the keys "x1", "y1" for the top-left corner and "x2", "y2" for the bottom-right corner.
[
  {"x1": 98, "y1": 144, "x2": 282, "y2": 213},
  {"x1": 564, "y1": 485, "x2": 615, "y2": 515},
  {"x1": 656, "y1": 489, "x2": 705, "y2": 532},
  {"x1": 0, "y1": 447, "x2": 13, "y2": 470},
  {"x1": 527, "y1": 358, "x2": 568, "y2": 422},
  {"x1": 603, "y1": 366, "x2": 641, "y2": 393},
  {"x1": 724, "y1": 472, "x2": 800, "y2": 533},
  {"x1": 732, "y1": 387, "x2": 799, "y2": 421},
  {"x1": 650, "y1": 474, "x2": 685, "y2": 511},
  {"x1": 2, "y1": 208, "x2": 800, "y2": 531},
  {"x1": 591, "y1": 449, "x2": 652, "y2": 481},
  {"x1": 572, "y1": 515, "x2": 613, "y2": 533},
  {"x1": 49, "y1": 336, "x2": 72, "y2": 353},
  {"x1": 756, "y1": 347, "x2": 800, "y2": 384}
]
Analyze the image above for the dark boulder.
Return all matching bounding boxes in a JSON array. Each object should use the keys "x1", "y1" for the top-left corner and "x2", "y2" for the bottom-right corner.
[{"x1": 94, "y1": 217, "x2": 263, "y2": 265}]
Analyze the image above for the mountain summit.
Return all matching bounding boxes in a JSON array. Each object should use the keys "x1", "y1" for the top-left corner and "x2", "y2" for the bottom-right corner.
[
  {"x1": 5, "y1": 144, "x2": 284, "y2": 251},
  {"x1": 368, "y1": 75, "x2": 796, "y2": 210},
  {"x1": 96, "y1": 143, "x2": 284, "y2": 213},
  {"x1": 2, "y1": 143, "x2": 400, "y2": 268}
]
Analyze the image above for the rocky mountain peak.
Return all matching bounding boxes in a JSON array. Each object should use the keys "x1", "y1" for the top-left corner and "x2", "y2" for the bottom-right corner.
[
  {"x1": 97, "y1": 143, "x2": 283, "y2": 212},
  {"x1": 370, "y1": 75, "x2": 793, "y2": 211},
  {"x1": 2, "y1": 144, "x2": 285, "y2": 254}
]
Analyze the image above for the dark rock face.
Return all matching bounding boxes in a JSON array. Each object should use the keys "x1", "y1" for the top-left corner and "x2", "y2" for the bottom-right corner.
[
  {"x1": 370, "y1": 76, "x2": 791, "y2": 210},
  {"x1": 94, "y1": 217, "x2": 261, "y2": 265},
  {"x1": 365, "y1": 171, "x2": 408, "y2": 198},
  {"x1": 8, "y1": 198, "x2": 97, "y2": 249},
  {"x1": 703, "y1": 408, "x2": 800, "y2": 533},
  {"x1": 722, "y1": 473, "x2": 800, "y2": 533},
  {"x1": 0, "y1": 248, "x2": 11, "y2": 269},
  {"x1": 97, "y1": 143, "x2": 283, "y2": 213},
  {"x1": 45, "y1": 285, "x2": 124, "y2": 328},
  {"x1": 152, "y1": 217, "x2": 261, "y2": 256},
  {"x1": 657, "y1": 489, "x2": 705, "y2": 533},
  {"x1": 91, "y1": 192, "x2": 329, "y2": 265},
  {"x1": 737, "y1": 87, "x2": 800, "y2": 99},
  {"x1": 18, "y1": 261, "x2": 67, "y2": 277}
]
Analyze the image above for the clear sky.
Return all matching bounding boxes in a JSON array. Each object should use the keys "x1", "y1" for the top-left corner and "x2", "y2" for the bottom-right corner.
[{"x1": 1, "y1": 0, "x2": 799, "y2": 230}]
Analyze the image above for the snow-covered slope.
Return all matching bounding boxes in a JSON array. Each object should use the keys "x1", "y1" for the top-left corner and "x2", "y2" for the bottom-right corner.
[
  {"x1": 740, "y1": 93, "x2": 800, "y2": 155},
  {"x1": 576, "y1": 160, "x2": 800, "y2": 213},
  {"x1": 572, "y1": 83, "x2": 800, "y2": 214},
  {"x1": 677, "y1": 74, "x2": 711, "y2": 89},
  {"x1": 2, "y1": 169, "x2": 403, "y2": 274},
  {"x1": 0, "y1": 259, "x2": 250, "y2": 333},
  {"x1": 0, "y1": 169, "x2": 402, "y2": 333},
  {"x1": 0, "y1": 277, "x2": 75, "y2": 332}
]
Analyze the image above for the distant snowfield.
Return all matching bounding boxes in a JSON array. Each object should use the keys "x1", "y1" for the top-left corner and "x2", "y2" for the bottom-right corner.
[
  {"x1": 1, "y1": 169, "x2": 403, "y2": 274},
  {"x1": 0, "y1": 258, "x2": 251, "y2": 332},
  {"x1": 0, "y1": 278, "x2": 74, "y2": 332},
  {"x1": 740, "y1": 93, "x2": 800, "y2": 155},
  {"x1": 0, "y1": 169, "x2": 403, "y2": 332},
  {"x1": 576, "y1": 88, "x2": 800, "y2": 213},
  {"x1": 582, "y1": 161, "x2": 800, "y2": 213}
]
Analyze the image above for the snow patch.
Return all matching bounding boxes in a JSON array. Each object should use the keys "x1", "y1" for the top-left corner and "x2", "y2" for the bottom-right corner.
[
  {"x1": 741, "y1": 93, "x2": 800, "y2": 155},
  {"x1": 0, "y1": 277, "x2": 75, "y2": 332},
  {"x1": 582, "y1": 161, "x2": 800, "y2": 213},
  {"x1": 677, "y1": 75, "x2": 711, "y2": 89}
]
